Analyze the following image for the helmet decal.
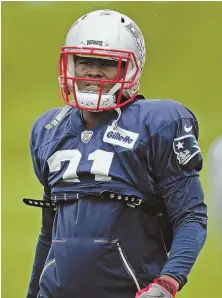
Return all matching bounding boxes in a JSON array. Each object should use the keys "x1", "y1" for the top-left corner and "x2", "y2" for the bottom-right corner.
[{"x1": 125, "y1": 22, "x2": 145, "y2": 65}]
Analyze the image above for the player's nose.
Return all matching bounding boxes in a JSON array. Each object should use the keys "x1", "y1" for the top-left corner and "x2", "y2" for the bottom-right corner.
[{"x1": 87, "y1": 61, "x2": 104, "y2": 78}]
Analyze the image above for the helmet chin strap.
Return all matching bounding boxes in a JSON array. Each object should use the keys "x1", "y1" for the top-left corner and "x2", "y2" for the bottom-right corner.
[
  {"x1": 111, "y1": 108, "x2": 121, "y2": 130},
  {"x1": 75, "y1": 89, "x2": 116, "y2": 111}
]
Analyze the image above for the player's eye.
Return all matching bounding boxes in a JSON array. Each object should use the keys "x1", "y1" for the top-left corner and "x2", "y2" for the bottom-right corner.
[
  {"x1": 101, "y1": 60, "x2": 118, "y2": 68},
  {"x1": 79, "y1": 59, "x2": 91, "y2": 65}
]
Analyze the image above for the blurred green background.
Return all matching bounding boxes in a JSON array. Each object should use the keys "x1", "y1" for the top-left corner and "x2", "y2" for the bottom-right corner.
[{"x1": 2, "y1": 1, "x2": 222, "y2": 297}]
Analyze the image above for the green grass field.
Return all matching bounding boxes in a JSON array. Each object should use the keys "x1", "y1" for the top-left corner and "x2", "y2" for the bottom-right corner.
[{"x1": 2, "y1": 2, "x2": 222, "y2": 297}]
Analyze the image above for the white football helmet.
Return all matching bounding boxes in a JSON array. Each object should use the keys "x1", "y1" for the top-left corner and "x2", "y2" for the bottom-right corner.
[{"x1": 59, "y1": 9, "x2": 146, "y2": 111}]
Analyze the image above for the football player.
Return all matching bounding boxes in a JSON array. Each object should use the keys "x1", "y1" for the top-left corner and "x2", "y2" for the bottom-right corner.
[
  {"x1": 26, "y1": 9, "x2": 207, "y2": 298},
  {"x1": 208, "y1": 136, "x2": 222, "y2": 247}
]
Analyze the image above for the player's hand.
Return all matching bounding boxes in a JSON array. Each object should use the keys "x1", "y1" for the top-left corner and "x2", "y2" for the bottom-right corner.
[{"x1": 135, "y1": 278, "x2": 177, "y2": 298}]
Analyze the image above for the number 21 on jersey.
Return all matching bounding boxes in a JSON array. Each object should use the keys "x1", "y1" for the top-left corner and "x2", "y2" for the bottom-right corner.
[{"x1": 47, "y1": 149, "x2": 114, "y2": 182}]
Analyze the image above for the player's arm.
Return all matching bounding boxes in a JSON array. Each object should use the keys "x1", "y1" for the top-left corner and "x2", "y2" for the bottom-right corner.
[
  {"x1": 26, "y1": 126, "x2": 55, "y2": 298},
  {"x1": 136, "y1": 107, "x2": 207, "y2": 297},
  {"x1": 154, "y1": 117, "x2": 207, "y2": 289},
  {"x1": 27, "y1": 191, "x2": 55, "y2": 298},
  {"x1": 158, "y1": 174, "x2": 207, "y2": 286}
]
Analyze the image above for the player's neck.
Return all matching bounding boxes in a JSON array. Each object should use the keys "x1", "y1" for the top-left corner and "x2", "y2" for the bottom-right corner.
[{"x1": 81, "y1": 110, "x2": 114, "y2": 129}]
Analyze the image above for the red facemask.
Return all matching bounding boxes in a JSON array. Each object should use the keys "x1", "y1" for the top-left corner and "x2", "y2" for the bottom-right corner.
[{"x1": 59, "y1": 46, "x2": 140, "y2": 111}]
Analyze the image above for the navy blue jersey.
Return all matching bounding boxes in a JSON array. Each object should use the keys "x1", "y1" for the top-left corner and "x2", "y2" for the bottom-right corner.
[
  {"x1": 27, "y1": 97, "x2": 207, "y2": 298},
  {"x1": 31, "y1": 98, "x2": 202, "y2": 199}
]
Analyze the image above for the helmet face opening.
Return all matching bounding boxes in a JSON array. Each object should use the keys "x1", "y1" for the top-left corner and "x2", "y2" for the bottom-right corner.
[{"x1": 59, "y1": 46, "x2": 140, "y2": 111}]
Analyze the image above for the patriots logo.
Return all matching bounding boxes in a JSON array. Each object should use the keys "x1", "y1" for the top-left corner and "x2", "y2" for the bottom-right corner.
[
  {"x1": 173, "y1": 135, "x2": 201, "y2": 165},
  {"x1": 125, "y1": 22, "x2": 145, "y2": 62}
]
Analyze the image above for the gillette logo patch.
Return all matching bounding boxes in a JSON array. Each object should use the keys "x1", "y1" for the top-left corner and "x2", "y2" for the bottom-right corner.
[
  {"x1": 107, "y1": 131, "x2": 133, "y2": 143},
  {"x1": 103, "y1": 126, "x2": 139, "y2": 149}
]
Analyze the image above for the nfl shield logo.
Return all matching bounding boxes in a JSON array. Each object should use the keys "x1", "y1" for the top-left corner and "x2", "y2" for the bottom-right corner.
[
  {"x1": 173, "y1": 135, "x2": 201, "y2": 165},
  {"x1": 81, "y1": 131, "x2": 93, "y2": 143}
]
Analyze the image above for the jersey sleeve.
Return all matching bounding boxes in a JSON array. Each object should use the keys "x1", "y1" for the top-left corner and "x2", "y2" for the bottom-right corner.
[
  {"x1": 30, "y1": 122, "x2": 46, "y2": 187},
  {"x1": 151, "y1": 114, "x2": 203, "y2": 188},
  {"x1": 148, "y1": 104, "x2": 207, "y2": 289},
  {"x1": 29, "y1": 107, "x2": 63, "y2": 188}
]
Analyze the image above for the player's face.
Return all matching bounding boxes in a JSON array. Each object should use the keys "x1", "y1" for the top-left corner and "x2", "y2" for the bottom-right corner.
[{"x1": 74, "y1": 56, "x2": 125, "y2": 93}]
